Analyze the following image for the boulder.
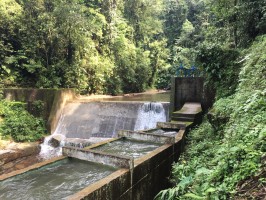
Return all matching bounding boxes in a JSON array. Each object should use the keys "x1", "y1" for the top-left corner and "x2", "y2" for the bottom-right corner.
[{"x1": 49, "y1": 134, "x2": 65, "y2": 147}]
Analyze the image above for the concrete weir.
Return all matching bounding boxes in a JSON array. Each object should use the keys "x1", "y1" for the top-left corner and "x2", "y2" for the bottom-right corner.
[
  {"x1": 0, "y1": 101, "x2": 201, "y2": 200},
  {"x1": 0, "y1": 79, "x2": 208, "y2": 199},
  {"x1": 53, "y1": 101, "x2": 169, "y2": 138}
]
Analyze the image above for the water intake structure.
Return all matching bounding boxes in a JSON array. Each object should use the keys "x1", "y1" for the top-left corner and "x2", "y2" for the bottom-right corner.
[{"x1": 2, "y1": 93, "x2": 202, "y2": 199}]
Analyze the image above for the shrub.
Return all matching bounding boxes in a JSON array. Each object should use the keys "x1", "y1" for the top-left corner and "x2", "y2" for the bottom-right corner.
[{"x1": 0, "y1": 100, "x2": 46, "y2": 142}]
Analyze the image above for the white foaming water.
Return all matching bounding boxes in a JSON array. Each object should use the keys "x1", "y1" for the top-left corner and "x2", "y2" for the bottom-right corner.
[
  {"x1": 134, "y1": 102, "x2": 166, "y2": 131},
  {"x1": 39, "y1": 134, "x2": 66, "y2": 160},
  {"x1": 39, "y1": 134, "x2": 111, "y2": 160}
]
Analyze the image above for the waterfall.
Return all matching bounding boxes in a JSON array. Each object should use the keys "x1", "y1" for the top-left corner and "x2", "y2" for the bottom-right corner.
[
  {"x1": 39, "y1": 134, "x2": 66, "y2": 160},
  {"x1": 39, "y1": 101, "x2": 168, "y2": 159},
  {"x1": 134, "y1": 102, "x2": 166, "y2": 131},
  {"x1": 38, "y1": 114, "x2": 68, "y2": 160}
]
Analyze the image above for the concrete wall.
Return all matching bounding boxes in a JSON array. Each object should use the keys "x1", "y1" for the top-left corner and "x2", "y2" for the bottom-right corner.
[
  {"x1": 65, "y1": 128, "x2": 185, "y2": 200},
  {"x1": 170, "y1": 77, "x2": 215, "y2": 115},
  {"x1": 52, "y1": 102, "x2": 169, "y2": 138},
  {"x1": 2, "y1": 88, "x2": 76, "y2": 133},
  {"x1": 68, "y1": 138, "x2": 184, "y2": 200}
]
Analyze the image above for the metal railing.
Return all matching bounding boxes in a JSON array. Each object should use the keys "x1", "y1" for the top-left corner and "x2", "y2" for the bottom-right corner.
[{"x1": 176, "y1": 64, "x2": 201, "y2": 77}]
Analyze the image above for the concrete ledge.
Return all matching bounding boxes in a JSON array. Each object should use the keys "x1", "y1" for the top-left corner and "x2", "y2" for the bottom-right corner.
[
  {"x1": 62, "y1": 147, "x2": 134, "y2": 169},
  {"x1": 66, "y1": 142, "x2": 179, "y2": 200},
  {"x1": 157, "y1": 121, "x2": 191, "y2": 129},
  {"x1": 118, "y1": 130, "x2": 175, "y2": 144}
]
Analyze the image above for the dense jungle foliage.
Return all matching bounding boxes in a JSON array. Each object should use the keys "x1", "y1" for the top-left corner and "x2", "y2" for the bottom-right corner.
[
  {"x1": 0, "y1": 100, "x2": 46, "y2": 142},
  {"x1": 156, "y1": 36, "x2": 266, "y2": 200},
  {"x1": 1, "y1": 0, "x2": 265, "y2": 94},
  {"x1": 0, "y1": 0, "x2": 265, "y2": 198},
  {"x1": 0, "y1": 0, "x2": 171, "y2": 94}
]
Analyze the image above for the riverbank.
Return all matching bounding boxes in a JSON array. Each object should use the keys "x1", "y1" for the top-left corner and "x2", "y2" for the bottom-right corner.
[{"x1": 0, "y1": 141, "x2": 41, "y2": 175}]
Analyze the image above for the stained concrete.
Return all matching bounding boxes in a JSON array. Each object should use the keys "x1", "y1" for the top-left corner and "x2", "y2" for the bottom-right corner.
[
  {"x1": 2, "y1": 88, "x2": 76, "y2": 133},
  {"x1": 171, "y1": 102, "x2": 203, "y2": 125},
  {"x1": 170, "y1": 77, "x2": 203, "y2": 114},
  {"x1": 118, "y1": 130, "x2": 175, "y2": 144},
  {"x1": 54, "y1": 102, "x2": 169, "y2": 139},
  {"x1": 62, "y1": 146, "x2": 134, "y2": 169},
  {"x1": 170, "y1": 77, "x2": 215, "y2": 115}
]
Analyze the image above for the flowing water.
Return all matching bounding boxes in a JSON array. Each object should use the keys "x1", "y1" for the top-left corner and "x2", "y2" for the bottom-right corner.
[
  {"x1": 93, "y1": 138, "x2": 162, "y2": 158},
  {"x1": 39, "y1": 134, "x2": 111, "y2": 160},
  {"x1": 40, "y1": 94, "x2": 169, "y2": 159},
  {"x1": 39, "y1": 135, "x2": 65, "y2": 160},
  {"x1": 0, "y1": 158, "x2": 116, "y2": 200},
  {"x1": 144, "y1": 129, "x2": 178, "y2": 137},
  {"x1": 134, "y1": 102, "x2": 167, "y2": 130}
]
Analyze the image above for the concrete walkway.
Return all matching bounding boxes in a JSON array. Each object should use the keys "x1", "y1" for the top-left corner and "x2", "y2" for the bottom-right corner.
[{"x1": 158, "y1": 102, "x2": 202, "y2": 129}]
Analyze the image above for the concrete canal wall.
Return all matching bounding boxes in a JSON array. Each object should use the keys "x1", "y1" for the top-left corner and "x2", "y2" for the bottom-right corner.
[{"x1": 66, "y1": 128, "x2": 185, "y2": 200}]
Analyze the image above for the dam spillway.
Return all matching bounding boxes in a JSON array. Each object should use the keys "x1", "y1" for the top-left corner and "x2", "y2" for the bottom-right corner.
[
  {"x1": 53, "y1": 101, "x2": 169, "y2": 139},
  {"x1": 0, "y1": 82, "x2": 205, "y2": 199},
  {"x1": 0, "y1": 101, "x2": 203, "y2": 200}
]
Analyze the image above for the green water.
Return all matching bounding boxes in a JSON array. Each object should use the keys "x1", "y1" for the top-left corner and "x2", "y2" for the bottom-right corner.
[
  {"x1": 93, "y1": 138, "x2": 162, "y2": 158},
  {"x1": 0, "y1": 158, "x2": 116, "y2": 200}
]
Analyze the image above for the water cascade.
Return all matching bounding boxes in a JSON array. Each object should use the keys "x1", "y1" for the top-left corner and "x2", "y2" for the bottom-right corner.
[
  {"x1": 134, "y1": 102, "x2": 167, "y2": 130},
  {"x1": 53, "y1": 102, "x2": 168, "y2": 138},
  {"x1": 39, "y1": 134, "x2": 65, "y2": 160},
  {"x1": 39, "y1": 101, "x2": 169, "y2": 159}
]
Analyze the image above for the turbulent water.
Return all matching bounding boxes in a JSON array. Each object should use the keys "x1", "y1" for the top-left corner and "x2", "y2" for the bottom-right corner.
[
  {"x1": 0, "y1": 158, "x2": 116, "y2": 200},
  {"x1": 39, "y1": 135, "x2": 65, "y2": 160},
  {"x1": 93, "y1": 138, "x2": 162, "y2": 158},
  {"x1": 134, "y1": 102, "x2": 167, "y2": 131}
]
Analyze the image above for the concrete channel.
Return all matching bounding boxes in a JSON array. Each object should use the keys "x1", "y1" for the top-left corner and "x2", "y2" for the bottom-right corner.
[
  {"x1": 0, "y1": 125, "x2": 188, "y2": 200},
  {"x1": 0, "y1": 78, "x2": 207, "y2": 199}
]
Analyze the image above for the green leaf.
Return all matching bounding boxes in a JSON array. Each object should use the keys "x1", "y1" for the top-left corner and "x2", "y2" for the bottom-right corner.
[{"x1": 184, "y1": 193, "x2": 205, "y2": 199}]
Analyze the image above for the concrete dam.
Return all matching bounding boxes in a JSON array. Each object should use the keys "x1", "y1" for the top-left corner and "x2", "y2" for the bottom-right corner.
[
  {"x1": 54, "y1": 101, "x2": 169, "y2": 138},
  {"x1": 0, "y1": 78, "x2": 208, "y2": 199}
]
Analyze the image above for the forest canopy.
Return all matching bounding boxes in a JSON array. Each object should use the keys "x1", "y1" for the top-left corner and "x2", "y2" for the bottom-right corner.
[{"x1": 0, "y1": 0, "x2": 265, "y2": 95}]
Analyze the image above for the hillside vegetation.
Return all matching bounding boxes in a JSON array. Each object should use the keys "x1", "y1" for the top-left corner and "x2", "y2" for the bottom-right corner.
[{"x1": 156, "y1": 36, "x2": 266, "y2": 199}]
